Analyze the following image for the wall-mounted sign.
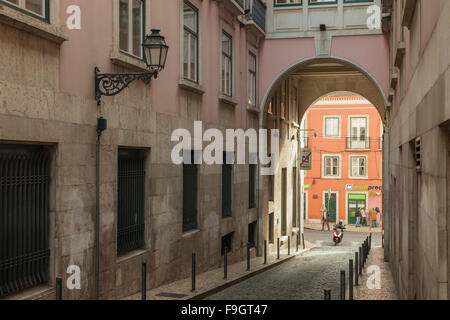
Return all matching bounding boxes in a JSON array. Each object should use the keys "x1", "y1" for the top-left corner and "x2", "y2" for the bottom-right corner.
[
  {"x1": 300, "y1": 148, "x2": 312, "y2": 171},
  {"x1": 345, "y1": 184, "x2": 353, "y2": 191}
]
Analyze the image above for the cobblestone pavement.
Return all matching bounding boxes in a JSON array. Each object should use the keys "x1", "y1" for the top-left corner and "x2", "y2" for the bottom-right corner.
[
  {"x1": 354, "y1": 247, "x2": 398, "y2": 300},
  {"x1": 206, "y1": 243, "x2": 363, "y2": 300}
]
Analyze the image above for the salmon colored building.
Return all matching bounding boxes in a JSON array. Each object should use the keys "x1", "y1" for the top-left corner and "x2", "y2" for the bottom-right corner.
[{"x1": 303, "y1": 95, "x2": 383, "y2": 226}]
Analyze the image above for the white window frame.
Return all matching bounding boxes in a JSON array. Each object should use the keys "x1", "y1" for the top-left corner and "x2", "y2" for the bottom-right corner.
[
  {"x1": 323, "y1": 116, "x2": 341, "y2": 138},
  {"x1": 247, "y1": 48, "x2": 257, "y2": 107},
  {"x1": 2, "y1": 0, "x2": 47, "y2": 20},
  {"x1": 349, "y1": 155, "x2": 368, "y2": 179},
  {"x1": 322, "y1": 154, "x2": 341, "y2": 179},
  {"x1": 118, "y1": 0, "x2": 145, "y2": 59},
  {"x1": 348, "y1": 115, "x2": 370, "y2": 149},
  {"x1": 221, "y1": 30, "x2": 233, "y2": 97},
  {"x1": 182, "y1": 0, "x2": 199, "y2": 83}
]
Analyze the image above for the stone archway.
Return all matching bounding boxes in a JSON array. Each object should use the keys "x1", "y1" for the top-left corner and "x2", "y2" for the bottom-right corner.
[{"x1": 256, "y1": 56, "x2": 388, "y2": 256}]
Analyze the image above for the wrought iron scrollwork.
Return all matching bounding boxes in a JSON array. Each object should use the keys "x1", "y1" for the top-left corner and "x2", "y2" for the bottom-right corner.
[{"x1": 94, "y1": 67, "x2": 157, "y2": 105}]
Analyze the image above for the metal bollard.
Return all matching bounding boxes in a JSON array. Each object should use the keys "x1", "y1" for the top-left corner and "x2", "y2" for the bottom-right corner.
[
  {"x1": 288, "y1": 236, "x2": 290, "y2": 256},
  {"x1": 224, "y1": 247, "x2": 228, "y2": 279},
  {"x1": 296, "y1": 234, "x2": 299, "y2": 252},
  {"x1": 302, "y1": 233, "x2": 305, "y2": 249},
  {"x1": 141, "y1": 261, "x2": 147, "y2": 300},
  {"x1": 277, "y1": 238, "x2": 280, "y2": 260},
  {"x1": 359, "y1": 247, "x2": 362, "y2": 275},
  {"x1": 340, "y1": 270, "x2": 346, "y2": 300},
  {"x1": 56, "y1": 276, "x2": 62, "y2": 300},
  {"x1": 355, "y1": 252, "x2": 359, "y2": 286},
  {"x1": 191, "y1": 253, "x2": 196, "y2": 292},
  {"x1": 349, "y1": 259, "x2": 353, "y2": 300},
  {"x1": 382, "y1": 233, "x2": 384, "y2": 248},
  {"x1": 324, "y1": 289, "x2": 331, "y2": 300},
  {"x1": 263, "y1": 240, "x2": 267, "y2": 265},
  {"x1": 369, "y1": 233, "x2": 372, "y2": 251},
  {"x1": 247, "y1": 243, "x2": 251, "y2": 271}
]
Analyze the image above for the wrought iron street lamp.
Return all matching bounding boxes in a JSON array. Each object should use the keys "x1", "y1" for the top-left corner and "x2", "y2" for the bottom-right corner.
[{"x1": 95, "y1": 29, "x2": 169, "y2": 105}]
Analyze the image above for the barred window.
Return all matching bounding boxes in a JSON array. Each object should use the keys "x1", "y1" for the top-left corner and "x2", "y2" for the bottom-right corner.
[
  {"x1": 183, "y1": 151, "x2": 198, "y2": 232},
  {"x1": 222, "y1": 152, "x2": 232, "y2": 217},
  {"x1": 117, "y1": 149, "x2": 146, "y2": 255},
  {"x1": 0, "y1": 145, "x2": 50, "y2": 297}
]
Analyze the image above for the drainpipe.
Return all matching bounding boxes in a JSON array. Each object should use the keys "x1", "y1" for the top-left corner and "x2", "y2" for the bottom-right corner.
[{"x1": 95, "y1": 117, "x2": 107, "y2": 299}]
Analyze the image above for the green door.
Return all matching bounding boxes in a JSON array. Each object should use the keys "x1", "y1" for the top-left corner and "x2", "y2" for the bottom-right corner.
[
  {"x1": 325, "y1": 193, "x2": 337, "y2": 223},
  {"x1": 348, "y1": 194, "x2": 366, "y2": 225}
]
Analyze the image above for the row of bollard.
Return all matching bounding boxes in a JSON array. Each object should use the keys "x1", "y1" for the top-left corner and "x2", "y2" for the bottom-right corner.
[
  {"x1": 55, "y1": 233, "x2": 306, "y2": 300},
  {"x1": 324, "y1": 233, "x2": 372, "y2": 300}
]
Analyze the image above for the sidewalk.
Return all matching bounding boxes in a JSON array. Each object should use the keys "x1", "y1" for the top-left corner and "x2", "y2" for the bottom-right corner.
[
  {"x1": 123, "y1": 241, "x2": 316, "y2": 300},
  {"x1": 304, "y1": 221, "x2": 382, "y2": 233},
  {"x1": 354, "y1": 246, "x2": 398, "y2": 300}
]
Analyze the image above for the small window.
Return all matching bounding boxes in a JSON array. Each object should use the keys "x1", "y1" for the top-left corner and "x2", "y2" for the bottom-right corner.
[
  {"x1": 222, "y1": 152, "x2": 232, "y2": 217},
  {"x1": 248, "y1": 51, "x2": 257, "y2": 106},
  {"x1": 323, "y1": 155, "x2": 340, "y2": 178},
  {"x1": 117, "y1": 149, "x2": 146, "y2": 255},
  {"x1": 2, "y1": 0, "x2": 48, "y2": 21},
  {"x1": 274, "y1": 0, "x2": 302, "y2": 6},
  {"x1": 119, "y1": 0, "x2": 144, "y2": 58},
  {"x1": 324, "y1": 117, "x2": 340, "y2": 137},
  {"x1": 183, "y1": 1, "x2": 199, "y2": 82},
  {"x1": 248, "y1": 222, "x2": 257, "y2": 248},
  {"x1": 249, "y1": 164, "x2": 256, "y2": 208},
  {"x1": 221, "y1": 232, "x2": 234, "y2": 255},
  {"x1": 221, "y1": 31, "x2": 233, "y2": 96},
  {"x1": 268, "y1": 213, "x2": 274, "y2": 244},
  {"x1": 350, "y1": 156, "x2": 367, "y2": 178},
  {"x1": 309, "y1": 0, "x2": 337, "y2": 5},
  {"x1": 183, "y1": 151, "x2": 198, "y2": 232}
]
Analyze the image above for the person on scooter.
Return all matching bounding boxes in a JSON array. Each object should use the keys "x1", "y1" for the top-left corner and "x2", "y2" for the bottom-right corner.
[{"x1": 334, "y1": 220, "x2": 346, "y2": 236}]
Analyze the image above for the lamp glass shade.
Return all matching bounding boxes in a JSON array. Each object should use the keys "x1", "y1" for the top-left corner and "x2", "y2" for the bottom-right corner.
[{"x1": 143, "y1": 29, "x2": 169, "y2": 71}]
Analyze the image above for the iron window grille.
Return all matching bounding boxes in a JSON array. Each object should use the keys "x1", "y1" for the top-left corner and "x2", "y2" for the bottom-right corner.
[
  {"x1": 117, "y1": 149, "x2": 146, "y2": 255},
  {"x1": 183, "y1": 151, "x2": 198, "y2": 232},
  {"x1": 248, "y1": 164, "x2": 256, "y2": 208},
  {"x1": 222, "y1": 152, "x2": 232, "y2": 218},
  {"x1": 0, "y1": 144, "x2": 50, "y2": 297}
]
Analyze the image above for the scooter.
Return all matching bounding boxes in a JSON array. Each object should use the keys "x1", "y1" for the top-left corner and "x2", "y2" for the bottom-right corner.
[{"x1": 333, "y1": 226, "x2": 345, "y2": 245}]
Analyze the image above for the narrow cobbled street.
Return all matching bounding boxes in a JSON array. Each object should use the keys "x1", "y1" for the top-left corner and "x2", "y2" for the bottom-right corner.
[{"x1": 206, "y1": 231, "x2": 382, "y2": 300}]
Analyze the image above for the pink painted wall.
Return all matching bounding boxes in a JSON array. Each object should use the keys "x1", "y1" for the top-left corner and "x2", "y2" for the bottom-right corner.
[
  {"x1": 58, "y1": 0, "x2": 258, "y2": 128},
  {"x1": 331, "y1": 35, "x2": 390, "y2": 98},
  {"x1": 259, "y1": 34, "x2": 390, "y2": 107},
  {"x1": 258, "y1": 37, "x2": 315, "y2": 105},
  {"x1": 60, "y1": 0, "x2": 113, "y2": 101}
]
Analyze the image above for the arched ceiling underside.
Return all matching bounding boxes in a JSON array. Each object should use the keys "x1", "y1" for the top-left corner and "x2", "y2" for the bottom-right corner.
[{"x1": 262, "y1": 58, "x2": 387, "y2": 127}]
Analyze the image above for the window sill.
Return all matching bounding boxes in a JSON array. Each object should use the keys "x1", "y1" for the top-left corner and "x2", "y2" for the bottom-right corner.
[
  {"x1": 110, "y1": 51, "x2": 149, "y2": 73},
  {"x1": 116, "y1": 248, "x2": 148, "y2": 263},
  {"x1": 182, "y1": 229, "x2": 200, "y2": 238},
  {"x1": 0, "y1": 5, "x2": 68, "y2": 44},
  {"x1": 246, "y1": 105, "x2": 260, "y2": 114},
  {"x1": 178, "y1": 79, "x2": 206, "y2": 95},
  {"x1": 349, "y1": 176, "x2": 369, "y2": 180},
  {"x1": 219, "y1": 94, "x2": 238, "y2": 107}
]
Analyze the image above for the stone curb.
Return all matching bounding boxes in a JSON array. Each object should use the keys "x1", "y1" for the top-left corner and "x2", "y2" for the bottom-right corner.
[{"x1": 189, "y1": 246, "x2": 316, "y2": 300}]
